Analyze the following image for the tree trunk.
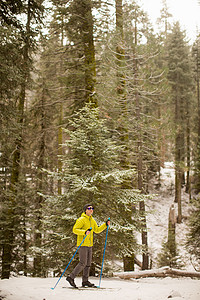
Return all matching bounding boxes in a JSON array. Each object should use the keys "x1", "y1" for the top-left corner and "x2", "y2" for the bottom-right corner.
[
  {"x1": 136, "y1": 92, "x2": 149, "y2": 270},
  {"x1": 82, "y1": 0, "x2": 97, "y2": 107},
  {"x1": 33, "y1": 85, "x2": 46, "y2": 277},
  {"x1": 23, "y1": 196, "x2": 27, "y2": 276},
  {"x1": 116, "y1": 0, "x2": 126, "y2": 109},
  {"x1": 174, "y1": 89, "x2": 182, "y2": 223},
  {"x1": 167, "y1": 204, "x2": 176, "y2": 257},
  {"x1": 195, "y1": 37, "x2": 200, "y2": 193},
  {"x1": 57, "y1": 16, "x2": 64, "y2": 195},
  {"x1": 134, "y1": 18, "x2": 149, "y2": 270},
  {"x1": 1, "y1": 32, "x2": 29, "y2": 278},
  {"x1": 139, "y1": 198, "x2": 149, "y2": 270},
  {"x1": 185, "y1": 98, "x2": 191, "y2": 199},
  {"x1": 115, "y1": 0, "x2": 135, "y2": 271},
  {"x1": 114, "y1": 267, "x2": 200, "y2": 279},
  {"x1": 123, "y1": 255, "x2": 135, "y2": 271}
]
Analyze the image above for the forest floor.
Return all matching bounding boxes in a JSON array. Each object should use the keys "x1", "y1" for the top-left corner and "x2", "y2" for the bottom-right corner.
[
  {"x1": 146, "y1": 161, "x2": 195, "y2": 270},
  {"x1": 0, "y1": 276, "x2": 200, "y2": 300}
]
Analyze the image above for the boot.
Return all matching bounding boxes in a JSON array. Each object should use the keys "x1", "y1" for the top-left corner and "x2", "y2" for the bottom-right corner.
[
  {"x1": 82, "y1": 280, "x2": 95, "y2": 287},
  {"x1": 66, "y1": 275, "x2": 77, "y2": 288}
]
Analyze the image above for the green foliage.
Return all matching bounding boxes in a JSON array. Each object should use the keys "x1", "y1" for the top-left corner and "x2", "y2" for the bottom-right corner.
[
  {"x1": 0, "y1": 0, "x2": 46, "y2": 279},
  {"x1": 0, "y1": 26, "x2": 24, "y2": 99},
  {"x1": 43, "y1": 104, "x2": 149, "y2": 272},
  {"x1": 0, "y1": 0, "x2": 24, "y2": 28},
  {"x1": 157, "y1": 236, "x2": 183, "y2": 269},
  {"x1": 194, "y1": 144, "x2": 200, "y2": 193},
  {"x1": 186, "y1": 198, "x2": 200, "y2": 267}
]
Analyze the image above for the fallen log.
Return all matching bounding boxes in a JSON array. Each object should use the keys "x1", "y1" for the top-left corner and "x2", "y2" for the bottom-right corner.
[{"x1": 113, "y1": 267, "x2": 200, "y2": 279}]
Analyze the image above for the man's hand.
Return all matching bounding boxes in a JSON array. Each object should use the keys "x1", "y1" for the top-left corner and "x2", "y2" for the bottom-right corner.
[{"x1": 85, "y1": 228, "x2": 92, "y2": 235}]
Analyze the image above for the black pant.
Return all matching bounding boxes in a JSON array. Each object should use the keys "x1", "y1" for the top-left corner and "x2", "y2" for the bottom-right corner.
[{"x1": 70, "y1": 246, "x2": 92, "y2": 282}]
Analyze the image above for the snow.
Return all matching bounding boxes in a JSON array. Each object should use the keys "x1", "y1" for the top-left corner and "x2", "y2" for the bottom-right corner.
[
  {"x1": 1, "y1": 162, "x2": 199, "y2": 299},
  {"x1": 146, "y1": 162, "x2": 194, "y2": 270},
  {"x1": 0, "y1": 276, "x2": 200, "y2": 300}
]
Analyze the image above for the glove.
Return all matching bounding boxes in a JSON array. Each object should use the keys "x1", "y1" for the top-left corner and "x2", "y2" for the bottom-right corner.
[
  {"x1": 85, "y1": 228, "x2": 92, "y2": 235},
  {"x1": 106, "y1": 218, "x2": 110, "y2": 226}
]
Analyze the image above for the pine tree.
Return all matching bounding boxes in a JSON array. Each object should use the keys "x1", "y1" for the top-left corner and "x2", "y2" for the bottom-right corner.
[
  {"x1": 1, "y1": 0, "x2": 45, "y2": 279},
  {"x1": 156, "y1": 0, "x2": 173, "y2": 184},
  {"x1": 192, "y1": 34, "x2": 200, "y2": 193},
  {"x1": 65, "y1": 0, "x2": 97, "y2": 110},
  {"x1": 122, "y1": 1, "x2": 166, "y2": 269},
  {"x1": 186, "y1": 198, "x2": 200, "y2": 270},
  {"x1": 43, "y1": 104, "x2": 149, "y2": 274},
  {"x1": 167, "y1": 22, "x2": 194, "y2": 223},
  {"x1": 25, "y1": 35, "x2": 64, "y2": 276},
  {"x1": 157, "y1": 204, "x2": 183, "y2": 268},
  {"x1": 115, "y1": 0, "x2": 135, "y2": 271},
  {"x1": 96, "y1": 0, "x2": 165, "y2": 270},
  {"x1": 157, "y1": 0, "x2": 172, "y2": 36},
  {"x1": 0, "y1": 21, "x2": 24, "y2": 278}
]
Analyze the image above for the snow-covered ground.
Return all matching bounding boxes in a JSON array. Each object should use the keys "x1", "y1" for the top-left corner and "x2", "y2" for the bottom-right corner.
[
  {"x1": 146, "y1": 162, "x2": 194, "y2": 270},
  {"x1": 0, "y1": 276, "x2": 200, "y2": 300}
]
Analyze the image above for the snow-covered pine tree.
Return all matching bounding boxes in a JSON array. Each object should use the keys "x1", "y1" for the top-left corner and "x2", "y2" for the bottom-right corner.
[
  {"x1": 186, "y1": 198, "x2": 200, "y2": 271},
  {"x1": 43, "y1": 104, "x2": 150, "y2": 275},
  {"x1": 167, "y1": 22, "x2": 194, "y2": 222},
  {"x1": 1, "y1": 0, "x2": 45, "y2": 279},
  {"x1": 192, "y1": 34, "x2": 200, "y2": 194},
  {"x1": 157, "y1": 204, "x2": 183, "y2": 269}
]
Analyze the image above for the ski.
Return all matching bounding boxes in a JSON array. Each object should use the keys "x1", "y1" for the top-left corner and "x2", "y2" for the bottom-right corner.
[
  {"x1": 79, "y1": 285, "x2": 99, "y2": 290},
  {"x1": 62, "y1": 286, "x2": 120, "y2": 291},
  {"x1": 63, "y1": 286, "x2": 98, "y2": 290}
]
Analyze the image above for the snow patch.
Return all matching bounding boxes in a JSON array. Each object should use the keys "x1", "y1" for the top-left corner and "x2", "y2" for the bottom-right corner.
[{"x1": 0, "y1": 276, "x2": 200, "y2": 300}]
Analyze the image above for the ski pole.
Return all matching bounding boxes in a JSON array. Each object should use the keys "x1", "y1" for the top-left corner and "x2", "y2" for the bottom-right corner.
[
  {"x1": 97, "y1": 218, "x2": 110, "y2": 288},
  {"x1": 51, "y1": 227, "x2": 92, "y2": 290}
]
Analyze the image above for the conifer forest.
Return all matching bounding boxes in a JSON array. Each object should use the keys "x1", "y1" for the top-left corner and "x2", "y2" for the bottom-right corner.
[{"x1": 0, "y1": 0, "x2": 200, "y2": 280}]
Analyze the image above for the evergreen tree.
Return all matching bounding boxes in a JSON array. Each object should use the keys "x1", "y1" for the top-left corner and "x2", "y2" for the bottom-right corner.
[
  {"x1": 167, "y1": 22, "x2": 194, "y2": 223},
  {"x1": 121, "y1": 0, "x2": 165, "y2": 269},
  {"x1": 25, "y1": 34, "x2": 64, "y2": 276},
  {"x1": 0, "y1": 12, "x2": 24, "y2": 278},
  {"x1": 115, "y1": 0, "x2": 134, "y2": 271},
  {"x1": 0, "y1": 0, "x2": 24, "y2": 29},
  {"x1": 192, "y1": 34, "x2": 200, "y2": 193},
  {"x1": 157, "y1": 204, "x2": 183, "y2": 268},
  {"x1": 186, "y1": 198, "x2": 200, "y2": 270},
  {"x1": 64, "y1": 0, "x2": 97, "y2": 110},
  {"x1": 96, "y1": 0, "x2": 165, "y2": 270},
  {"x1": 43, "y1": 105, "x2": 148, "y2": 274},
  {"x1": 1, "y1": 0, "x2": 45, "y2": 279},
  {"x1": 157, "y1": 0, "x2": 172, "y2": 36}
]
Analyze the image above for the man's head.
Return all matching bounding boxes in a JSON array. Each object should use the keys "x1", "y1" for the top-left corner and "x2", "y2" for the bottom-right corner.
[{"x1": 83, "y1": 204, "x2": 94, "y2": 216}]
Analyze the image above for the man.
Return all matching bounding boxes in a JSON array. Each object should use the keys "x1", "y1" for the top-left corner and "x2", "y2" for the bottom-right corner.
[{"x1": 66, "y1": 204, "x2": 110, "y2": 288}]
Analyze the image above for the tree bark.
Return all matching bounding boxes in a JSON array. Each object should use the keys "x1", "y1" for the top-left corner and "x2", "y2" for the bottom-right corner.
[
  {"x1": 115, "y1": 0, "x2": 135, "y2": 271},
  {"x1": 33, "y1": 84, "x2": 46, "y2": 277},
  {"x1": 134, "y1": 17, "x2": 149, "y2": 270},
  {"x1": 113, "y1": 267, "x2": 200, "y2": 279},
  {"x1": 185, "y1": 98, "x2": 191, "y2": 198},
  {"x1": 82, "y1": 0, "x2": 97, "y2": 107},
  {"x1": 167, "y1": 204, "x2": 176, "y2": 258},
  {"x1": 174, "y1": 88, "x2": 182, "y2": 223},
  {"x1": 195, "y1": 37, "x2": 200, "y2": 193},
  {"x1": 123, "y1": 255, "x2": 135, "y2": 272},
  {"x1": 57, "y1": 14, "x2": 64, "y2": 196}
]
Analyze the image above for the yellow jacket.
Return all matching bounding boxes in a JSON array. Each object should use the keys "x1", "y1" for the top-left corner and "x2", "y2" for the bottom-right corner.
[{"x1": 73, "y1": 212, "x2": 107, "y2": 247}]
